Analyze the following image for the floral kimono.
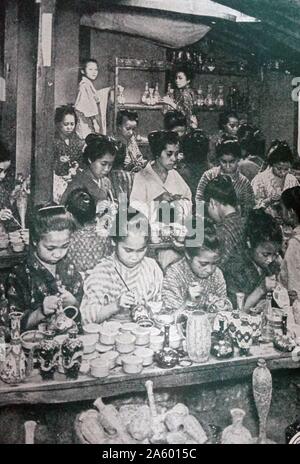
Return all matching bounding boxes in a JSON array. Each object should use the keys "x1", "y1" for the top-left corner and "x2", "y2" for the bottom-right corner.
[
  {"x1": 251, "y1": 166, "x2": 299, "y2": 218},
  {"x1": 5, "y1": 252, "x2": 83, "y2": 332},
  {"x1": 280, "y1": 225, "x2": 300, "y2": 297}
]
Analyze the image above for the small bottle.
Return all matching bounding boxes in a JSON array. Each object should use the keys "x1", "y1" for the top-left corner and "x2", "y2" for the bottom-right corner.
[
  {"x1": 141, "y1": 82, "x2": 150, "y2": 105},
  {"x1": 205, "y1": 84, "x2": 215, "y2": 110},
  {"x1": 153, "y1": 82, "x2": 161, "y2": 104},
  {"x1": 215, "y1": 85, "x2": 225, "y2": 109},
  {"x1": 261, "y1": 292, "x2": 274, "y2": 343}
]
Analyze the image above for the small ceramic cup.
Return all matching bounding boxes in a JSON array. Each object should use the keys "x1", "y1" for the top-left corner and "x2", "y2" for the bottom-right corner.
[
  {"x1": 122, "y1": 354, "x2": 143, "y2": 374},
  {"x1": 99, "y1": 327, "x2": 118, "y2": 345},
  {"x1": 90, "y1": 358, "x2": 109, "y2": 378},
  {"x1": 115, "y1": 333, "x2": 136, "y2": 354},
  {"x1": 132, "y1": 326, "x2": 150, "y2": 346},
  {"x1": 134, "y1": 347, "x2": 154, "y2": 366},
  {"x1": 99, "y1": 351, "x2": 119, "y2": 370},
  {"x1": 150, "y1": 335, "x2": 164, "y2": 352},
  {"x1": 79, "y1": 334, "x2": 98, "y2": 354}
]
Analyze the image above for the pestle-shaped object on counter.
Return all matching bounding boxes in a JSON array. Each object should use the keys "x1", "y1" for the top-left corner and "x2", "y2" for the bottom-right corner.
[
  {"x1": 24, "y1": 420, "x2": 37, "y2": 444},
  {"x1": 145, "y1": 380, "x2": 167, "y2": 443}
]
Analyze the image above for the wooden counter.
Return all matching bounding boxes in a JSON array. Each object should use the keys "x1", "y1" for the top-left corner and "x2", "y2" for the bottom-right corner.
[{"x1": 0, "y1": 344, "x2": 299, "y2": 407}]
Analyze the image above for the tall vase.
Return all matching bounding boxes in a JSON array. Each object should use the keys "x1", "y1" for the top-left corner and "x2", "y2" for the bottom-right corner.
[
  {"x1": 252, "y1": 358, "x2": 275, "y2": 444},
  {"x1": 186, "y1": 310, "x2": 211, "y2": 363},
  {"x1": 0, "y1": 312, "x2": 26, "y2": 384}
]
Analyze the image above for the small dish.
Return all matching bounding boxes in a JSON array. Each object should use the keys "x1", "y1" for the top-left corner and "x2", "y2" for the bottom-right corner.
[
  {"x1": 115, "y1": 333, "x2": 136, "y2": 354},
  {"x1": 21, "y1": 330, "x2": 44, "y2": 351},
  {"x1": 121, "y1": 322, "x2": 138, "y2": 334},
  {"x1": 134, "y1": 347, "x2": 154, "y2": 366},
  {"x1": 82, "y1": 351, "x2": 98, "y2": 361},
  {"x1": 154, "y1": 314, "x2": 174, "y2": 328},
  {"x1": 96, "y1": 343, "x2": 114, "y2": 353},
  {"x1": 122, "y1": 354, "x2": 143, "y2": 374},
  {"x1": 83, "y1": 323, "x2": 102, "y2": 336}
]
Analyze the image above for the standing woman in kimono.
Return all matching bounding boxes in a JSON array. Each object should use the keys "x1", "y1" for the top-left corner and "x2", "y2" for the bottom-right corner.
[{"x1": 75, "y1": 59, "x2": 103, "y2": 140}]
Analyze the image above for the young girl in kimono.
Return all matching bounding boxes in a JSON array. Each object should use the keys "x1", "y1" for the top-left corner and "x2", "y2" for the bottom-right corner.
[
  {"x1": 162, "y1": 218, "x2": 227, "y2": 313},
  {"x1": 5, "y1": 205, "x2": 83, "y2": 332},
  {"x1": 75, "y1": 59, "x2": 102, "y2": 140},
  {"x1": 80, "y1": 210, "x2": 163, "y2": 325}
]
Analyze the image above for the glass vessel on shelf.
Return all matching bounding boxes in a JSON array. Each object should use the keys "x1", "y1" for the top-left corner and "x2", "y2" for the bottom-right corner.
[
  {"x1": 141, "y1": 82, "x2": 151, "y2": 105},
  {"x1": 215, "y1": 85, "x2": 225, "y2": 109},
  {"x1": 148, "y1": 87, "x2": 155, "y2": 106},
  {"x1": 117, "y1": 86, "x2": 126, "y2": 105},
  {"x1": 153, "y1": 82, "x2": 161, "y2": 105},
  {"x1": 196, "y1": 86, "x2": 205, "y2": 108},
  {"x1": 205, "y1": 85, "x2": 215, "y2": 110}
]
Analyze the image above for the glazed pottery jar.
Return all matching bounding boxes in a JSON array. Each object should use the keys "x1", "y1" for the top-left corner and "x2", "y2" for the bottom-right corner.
[
  {"x1": 221, "y1": 408, "x2": 253, "y2": 444},
  {"x1": 227, "y1": 311, "x2": 241, "y2": 346},
  {"x1": 0, "y1": 312, "x2": 26, "y2": 385},
  {"x1": 61, "y1": 327, "x2": 83, "y2": 379},
  {"x1": 248, "y1": 311, "x2": 262, "y2": 345},
  {"x1": 176, "y1": 310, "x2": 211, "y2": 363},
  {"x1": 211, "y1": 319, "x2": 233, "y2": 359},
  {"x1": 37, "y1": 330, "x2": 60, "y2": 380},
  {"x1": 235, "y1": 316, "x2": 253, "y2": 356}
]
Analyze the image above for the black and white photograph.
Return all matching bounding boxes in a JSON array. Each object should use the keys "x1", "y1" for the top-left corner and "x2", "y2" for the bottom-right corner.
[{"x1": 0, "y1": 0, "x2": 300, "y2": 446}]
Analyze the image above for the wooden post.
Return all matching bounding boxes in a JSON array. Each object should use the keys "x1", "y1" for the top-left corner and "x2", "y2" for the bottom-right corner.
[
  {"x1": 1, "y1": 0, "x2": 19, "y2": 166},
  {"x1": 33, "y1": 0, "x2": 56, "y2": 205}
]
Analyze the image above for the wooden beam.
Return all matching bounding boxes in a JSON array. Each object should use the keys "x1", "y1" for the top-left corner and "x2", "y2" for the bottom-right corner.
[
  {"x1": 1, "y1": 0, "x2": 19, "y2": 166},
  {"x1": 32, "y1": 0, "x2": 56, "y2": 205}
]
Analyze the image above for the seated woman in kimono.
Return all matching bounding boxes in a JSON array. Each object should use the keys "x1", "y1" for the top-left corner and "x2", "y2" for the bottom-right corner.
[
  {"x1": 130, "y1": 130, "x2": 192, "y2": 225},
  {"x1": 80, "y1": 210, "x2": 163, "y2": 325}
]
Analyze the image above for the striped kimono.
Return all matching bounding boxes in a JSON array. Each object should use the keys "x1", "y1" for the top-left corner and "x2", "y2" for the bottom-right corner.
[
  {"x1": 80, "y1": 253, "x2": 163, "y2": 324},
  {"x1": 195, "y1": 166, "x2": 255, "y2": 218}
]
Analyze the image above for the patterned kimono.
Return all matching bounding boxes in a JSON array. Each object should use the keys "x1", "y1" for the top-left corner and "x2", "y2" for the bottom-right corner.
[
  {"x1": 162, "y1": 257, "x2": 227, "y2": 313},
  {"x1": 251, "y1": 166, "x2": 299, "y2": 219},
  {"x1": 80, "y1": 253, "x2": 163, "y2": 324},
  {"x1": 75, "y1": 76, "x2": 103, "y2": 139},
  {"x1": 195, "y1": 166, "x2": 255, "y2": 218},
  {"x1": 174, "y1": 86, "x2": 196, "y2": 128},
  {"x1": 5, "y1": 252, "x2": 83, "y2": 332},
  {"x1": 53, "y1": 131, "x2": 85, "y2": 203}
]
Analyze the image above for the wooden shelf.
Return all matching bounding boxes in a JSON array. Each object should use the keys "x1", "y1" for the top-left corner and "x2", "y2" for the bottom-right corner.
[{"x1": 118, "y1": 103, "x2": 163, "y2": 110}]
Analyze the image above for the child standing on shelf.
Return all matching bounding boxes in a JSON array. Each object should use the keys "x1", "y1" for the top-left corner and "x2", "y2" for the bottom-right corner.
[
  {"x1": 5, "y1": 205, "x2": 83, "y2": 333},
  {"x1": 75, "y1": 59, "x2": 103, "y2": 140}
]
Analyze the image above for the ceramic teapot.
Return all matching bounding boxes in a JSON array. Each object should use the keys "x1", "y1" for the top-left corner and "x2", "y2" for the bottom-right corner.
[{"x1": 50, "y1": 305, "x2": 78, "y2": 334}]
